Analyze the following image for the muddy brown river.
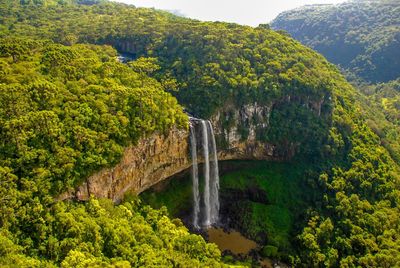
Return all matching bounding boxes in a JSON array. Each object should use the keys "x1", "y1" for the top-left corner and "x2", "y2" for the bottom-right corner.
[{"x1": 207, "y1": 228, "x2": 258, "y2": 255}]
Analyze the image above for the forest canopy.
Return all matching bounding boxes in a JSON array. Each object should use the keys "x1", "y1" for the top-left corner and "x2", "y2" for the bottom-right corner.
[
  {"x1": 271, "y1": 0, "x2": 400, "y2": 83},
  {"x1": 0, "y1": 0, "x2": 399, "y2": 267}
]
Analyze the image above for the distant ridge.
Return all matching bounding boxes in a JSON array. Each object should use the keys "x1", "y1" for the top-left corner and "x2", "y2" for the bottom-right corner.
[{"x1": 271, "y1": 0, "x2": 400, "y2": 83}]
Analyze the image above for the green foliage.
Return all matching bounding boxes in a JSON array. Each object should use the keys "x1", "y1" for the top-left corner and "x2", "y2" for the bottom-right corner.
[
  {"x1": 142, "y1": 161, "x2": 309, "y2": 258},
  {"x1": 361, "y1": 79, "x2": 400, "y2": 125},
  {"x1": 0, "y1": 198, "x2": 225, "y2": 267},
  {"x1": 297, "y1": 123, "x2": 400, "y2": 267},
  {"x1": 353, "y1": 79, "x2": 400, "y2": 164},
  {"x1": 271, "y1": 0, "x2": 400, "y2": 83},
  {"x1": 0, "y1": 38, "x2": 187, "y2": 196},
  {"x1": 0, "y1": 0, "x2": 399, "y2": 266},
  {"x1": 219, "y1": 162, "x2": 309, "y2": 255},
  {"x1": 0, "y1": 37, "x2": 208, "y2": 267},
  {"x1": 0, "y1": 0, "x2": 354, "y2": 162},
  {"x1": 271, "y1": 0, "x2": 400, "y2": 166},
  {"x1": 140, "y1": 175, "x2": 194, "y2": 217},
  {"x1": 0, "y1": 0, "x2": 336, "y2": 120},
  {"x1": 262, "y1": 245, "x2": 278, "y2": 258}
]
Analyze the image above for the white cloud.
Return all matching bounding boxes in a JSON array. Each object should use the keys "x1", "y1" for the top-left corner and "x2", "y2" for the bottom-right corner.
[{"x1": 115, "y1": 0, "x2": 347, "y2": 26}]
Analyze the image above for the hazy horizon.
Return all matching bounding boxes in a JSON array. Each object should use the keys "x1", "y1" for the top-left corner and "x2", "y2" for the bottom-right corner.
[{"x1": 114, "y1": 0, "x2": 347, "y2": 26}]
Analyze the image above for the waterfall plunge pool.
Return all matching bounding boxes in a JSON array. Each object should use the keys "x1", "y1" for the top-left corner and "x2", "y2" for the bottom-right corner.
[
  {"x1": 207, "y1": 227, "x2": 258, "y2": 255},
  {"x1": 207, "y1": 228, "x2": 278, "y2": 268},
  {"x1": 140, "y1": 160, "x2": 301, "y2": 268}
]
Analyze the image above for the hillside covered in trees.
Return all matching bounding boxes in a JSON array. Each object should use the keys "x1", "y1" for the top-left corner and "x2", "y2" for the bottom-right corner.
[
  {"x1": 271, "y1": 0, "x2": 400, "y2": 177},
  {"x1": 0, "y1": 0, "x2": 399, "y2": 267},
  {"x1": 0, "y1": 36, "x2": 227, "y2": 267},
  {"x1": 271, "y1": 0, "x2": 400, "y2": 83}
]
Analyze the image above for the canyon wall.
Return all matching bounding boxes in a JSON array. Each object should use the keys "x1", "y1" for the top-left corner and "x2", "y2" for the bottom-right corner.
[
  {"x1": 60, "y1": 127, "x2": 191, "y2": 202},
  {"x1": 61, "y1": 90, "x2": 327, "y2": 202},
  {"x1": 61, "y1": 102, "x2": 292, "y2": 202}
]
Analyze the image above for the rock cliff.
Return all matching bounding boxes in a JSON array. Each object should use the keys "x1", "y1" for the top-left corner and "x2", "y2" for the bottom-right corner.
[
  {"x1": 62, "y1": 98, "x2": 324, "y2": 202},
  {"x1": 211, "y1": 102, "x2": 279, "y2": 160},
  {"x1": 60, "y1": 127, "x2": 191, "y2": 202}
]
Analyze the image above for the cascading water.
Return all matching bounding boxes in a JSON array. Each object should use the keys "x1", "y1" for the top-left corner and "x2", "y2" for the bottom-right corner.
[
  {"x1": 201, "y1": 120, "x2": 211, "y2": 227},
  {"x1": 189, "y1": 118, "x2": 220, "y2": 229},
  {"x1": 208, "y1": 121, "x2": 220, "y2": 224},
  {"x1": 190, "y1": 124, "x2": 200, "y2": 229}
]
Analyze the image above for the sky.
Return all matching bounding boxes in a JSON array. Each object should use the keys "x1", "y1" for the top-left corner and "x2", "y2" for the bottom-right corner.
[{"x1": 115, "y1": 0, "x2": 347, "y2": 26}]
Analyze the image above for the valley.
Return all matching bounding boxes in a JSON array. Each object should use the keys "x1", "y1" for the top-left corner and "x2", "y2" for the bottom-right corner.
[{"x1": 0, "y1": 0, "x2": 399, "y2": 267}]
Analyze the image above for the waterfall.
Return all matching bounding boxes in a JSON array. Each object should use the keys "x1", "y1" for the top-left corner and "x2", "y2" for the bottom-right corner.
[
  {"x1": 201, "y1": 120, "x2": 211, "y2": 227},
  {"x1": 208, "y1": 121, "x2": 220, "y2": 224},
  {"x1": 189, "y1": 118, "x2": 220, "y2": 229},
  {"x1": 190, "y1": 124, "x2": 200, "y2": 229}
]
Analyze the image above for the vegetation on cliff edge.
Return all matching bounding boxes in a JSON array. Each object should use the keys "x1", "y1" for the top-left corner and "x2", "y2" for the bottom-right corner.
[{"x1": 0, "y1": 0, "x2": 399, "y2": 267}]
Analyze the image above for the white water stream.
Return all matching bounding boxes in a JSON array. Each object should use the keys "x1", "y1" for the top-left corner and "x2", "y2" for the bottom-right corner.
[{"x1": 190, "y1": 118, "x2": 220, "y2": 228}]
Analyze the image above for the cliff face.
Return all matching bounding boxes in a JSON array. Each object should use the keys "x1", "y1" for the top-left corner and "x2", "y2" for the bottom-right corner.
[
  {"x1": 60, "y1": 127, "x2": 191, "y2": 202},
  {"x1": 212, "y1": 102, "x2": 279, "y2": 160},
  {"x1": 63, "y1": 99, "x2": 324, "y2": 202}
]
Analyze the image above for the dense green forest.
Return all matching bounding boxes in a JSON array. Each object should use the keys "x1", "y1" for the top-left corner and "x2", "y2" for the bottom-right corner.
[
  {"x1": 271, "y1": 0, "x2": 400, "y2": 164},
  {"x1": 362, "y1": 79, "x2": 400, "y2": 126},
  {"x1": 0, "y1": 0, "x2": 399, "y2": 267},
  {"x1": 0, "y1": 37, "x2": 224, "y2": 267},
  {"x1": 0, "y1": 0, "x2": 337, "y2": 118},
  {"x1": 271, "y1": 0, "x2": 400, "y2": 83}
]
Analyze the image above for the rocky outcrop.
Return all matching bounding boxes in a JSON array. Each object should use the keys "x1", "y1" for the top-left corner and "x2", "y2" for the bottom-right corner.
[
  {"x1": 61, "y1": 98, "x2": 325, "y2": 202},
  {"x1": 60, "y1": 127, "x2": 191, "y2": 202},
  {"x1": 212, "y1": 102, "x2": 280, "y2": 160}
]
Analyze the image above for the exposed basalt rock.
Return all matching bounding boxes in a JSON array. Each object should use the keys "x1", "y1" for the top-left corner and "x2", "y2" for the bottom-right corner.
[
  {"x1": 211, "y1": 102, "x2": 278, "y2": 160},
  {"x1": 61, "y1": 98, "x2": 325, "y2": 202},
  {"x1": 60, "y1": 127, "x2": 191, "y2": 202}
]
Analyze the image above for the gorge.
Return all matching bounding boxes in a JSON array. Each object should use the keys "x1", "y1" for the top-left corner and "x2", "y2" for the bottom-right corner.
[
  {"x1": 1, "y1": 0, "x2": 399, "y2": 266},
  {"x1": 60, "y1": 95, "x2": 327, "y2": 203}
]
